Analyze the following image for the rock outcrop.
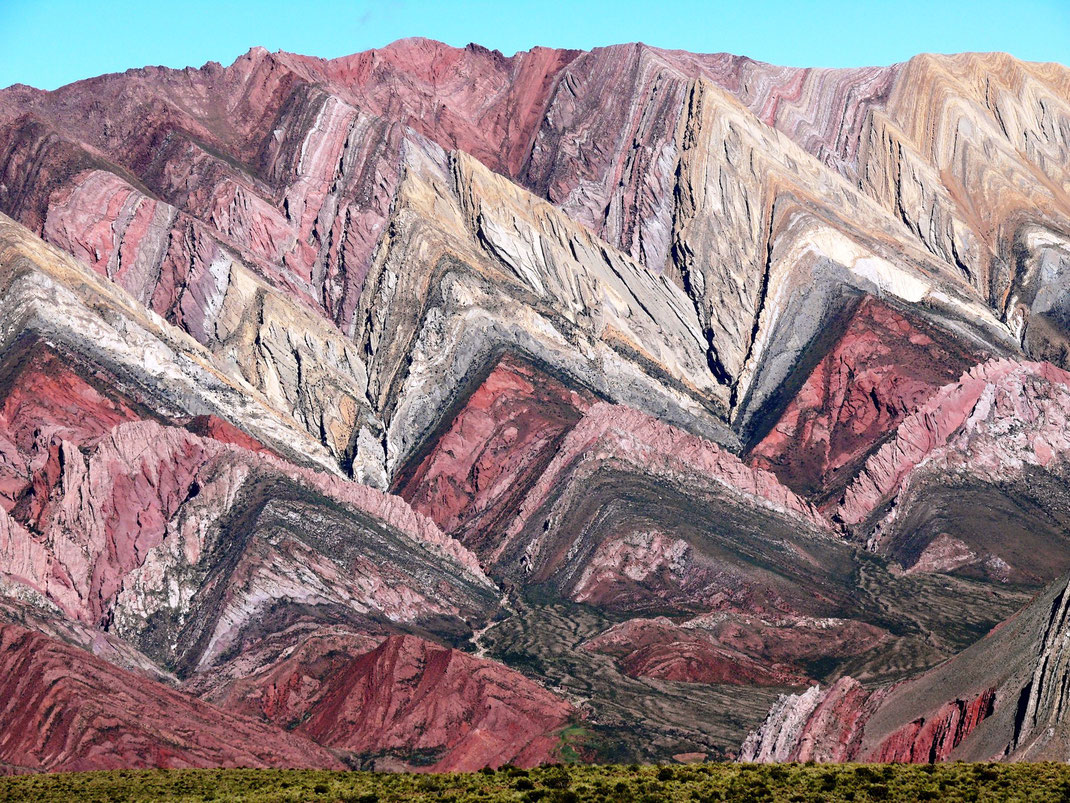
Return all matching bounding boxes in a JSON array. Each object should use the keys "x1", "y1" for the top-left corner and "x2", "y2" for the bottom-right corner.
[
  {"x1": 297, "y1": 635, "x2": 574, "y2": 771},
  {"x1": 741, "y1": 677, "x2": 995, "y2": 764},
  {"x1": 582, "y1": 615, "x2": 886, "y2": 688},
  {"x1": 742, "y1": 572, "x2": 1070, "y2": 763},
  {"x1": 189, "y1": 631, "x2": 575, "y2": 771},
  {"x1": 0, "y1": 624, "x2": 341, "y2": 774},
  {"x1": 0, "y1": 38, "x2": 1068, "y2": 770}
]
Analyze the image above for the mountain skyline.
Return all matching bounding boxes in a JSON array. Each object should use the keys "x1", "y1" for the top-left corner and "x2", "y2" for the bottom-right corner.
[
  {"x1": 3, "y1": 0, "x2": 1069, "y2": 90},
  {"x1": 0, "y1": 34, "x2": 1068, "y2": 771}
]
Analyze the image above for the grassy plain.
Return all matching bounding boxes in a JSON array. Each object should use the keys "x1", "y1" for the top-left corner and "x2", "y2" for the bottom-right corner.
[{"x1": 2, "y1": 762, "x2": 1070, "y2": 802}]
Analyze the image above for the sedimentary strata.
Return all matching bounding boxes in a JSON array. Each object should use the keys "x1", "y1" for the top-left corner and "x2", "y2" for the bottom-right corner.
[{"x1": 0, "y1": 38, "x2": 1068, "y2": 769}]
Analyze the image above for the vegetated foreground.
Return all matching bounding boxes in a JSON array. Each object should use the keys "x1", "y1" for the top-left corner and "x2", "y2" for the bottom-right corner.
[{"x1": 2, "y1": 764, "x2": 1069, "y2": 802}]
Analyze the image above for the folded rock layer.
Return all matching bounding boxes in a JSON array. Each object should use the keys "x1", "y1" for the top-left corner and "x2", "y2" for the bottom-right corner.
[{"x1": 0, "y1": 39, "x2": 1067, "y2": 769}]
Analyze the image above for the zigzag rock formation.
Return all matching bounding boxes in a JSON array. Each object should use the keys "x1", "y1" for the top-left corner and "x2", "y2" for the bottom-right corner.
[{"x1": 0, "y1": 38, "x2": 1068, "y2": 770}]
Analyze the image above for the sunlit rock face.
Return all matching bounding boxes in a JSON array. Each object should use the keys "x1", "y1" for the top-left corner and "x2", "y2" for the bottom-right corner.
[{"x1": 0, "y1": 39, "x2": 1068, "y2": 770}]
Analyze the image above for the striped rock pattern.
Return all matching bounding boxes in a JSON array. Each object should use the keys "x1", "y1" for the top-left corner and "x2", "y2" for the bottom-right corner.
[{"x1": 0, "y1": 39, "x2": 1068, "y2": 769}]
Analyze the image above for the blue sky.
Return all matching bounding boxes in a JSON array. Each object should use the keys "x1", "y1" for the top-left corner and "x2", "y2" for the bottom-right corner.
[{"x1": 1, "y1": 0, "x2": 1068, "y2": 90}]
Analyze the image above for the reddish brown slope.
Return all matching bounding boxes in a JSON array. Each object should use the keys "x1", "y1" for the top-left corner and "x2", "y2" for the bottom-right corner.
[
  {"x1": 748, "y1": 297, "x2": 989, "y2": 499},
  {"x1": 0, "y1": 624, "x2": 340, "y2": 775},
  {"x1": 281, "y1": 39, "x2": 581, "y2": 177},
  {"x1": 210, "y1": 634, "x2": 575, "y2": 772},
  {"x1": 395, "y1": 354, "x2": 594, "y2": 552}
]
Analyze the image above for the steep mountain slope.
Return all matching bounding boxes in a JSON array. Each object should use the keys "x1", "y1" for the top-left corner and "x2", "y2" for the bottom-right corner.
[
  {"x1": 0, "y1": 39, "x2": 1068, "y2": 770},
  {"x1": 740, "y1": 570, "x2": 1070, "y2": 763},
  {"x1": 0, "y1": 623, "x2": 342, "y2": 774}
]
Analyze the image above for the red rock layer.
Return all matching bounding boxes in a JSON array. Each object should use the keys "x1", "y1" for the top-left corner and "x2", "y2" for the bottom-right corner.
[
  {"x1": 583, "y1": 618, "x2": 808, "y2": 687},
  {"x1": 0, "y1": 624, "x2": 340, "y2": 775},
  {"x1": 0, "y1": 341, "x2": 142, "y2": 513},
  {"x1": 743, "y1": 678, "x2": 997, "y2": 764},
  {"x1": 839, "y1": 358, "x2": 1070, "y2": 524},
  {"x1": 296, "y1": 635, "x2": 574, "y2": 771},
  {"x1": 190, "y1": 628, "x2": 384, "y2": 727},
  {"x1": 0, "y1": 341, "x2": 279, "y2": 518},
  {"x1": 395, "y1": 354, "x2": 593, "y2": 551},
  {"x1": 584, "y1": 615, "x2": 885, "y2": 688},
  {"x1": 867, "y1": 688, "x2": 996, "y2": 763},
  {"x1": 184, "y1": 414, "x2": 270, "y2": 454},
  {"x1": 749, "y1": 297, "x2": 986, "y2": 499}
]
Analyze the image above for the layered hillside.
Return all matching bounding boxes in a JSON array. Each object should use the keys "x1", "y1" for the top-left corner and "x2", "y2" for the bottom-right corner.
[{"x1": 0, "y1": 38, "x2": 1068, "y2": 770}]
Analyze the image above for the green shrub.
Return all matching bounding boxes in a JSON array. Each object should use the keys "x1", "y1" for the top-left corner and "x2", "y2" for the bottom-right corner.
[
  {"x1": 867, "y1": 782, "x2": 890, "y2": 799},
  {"x1": 8, "y1": 762, "x2": 1070, "y2": 802},
  {"x1": 542, "y1": 766, "x2": 571, "y2": 789}
]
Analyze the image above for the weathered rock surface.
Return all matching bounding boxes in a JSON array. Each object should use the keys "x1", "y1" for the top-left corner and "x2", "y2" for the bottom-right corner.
[
  {"x1": 296, "y1": 635, "x2": 574, "y2": 771},
  {"x1": 742, "y1": 566, "x2": 1070, "y2": 764},
  {"x1": 395, "y1": 353, "x2": 594, "y2": 551},
  {"x1": 0, "y1": 38, "x2": 1069, "y2": 770},
  {"x1": 483, "y1": 401, "x2": 839, "y2": 612},
  {"x1": 189, "y1": 629, "x2": 575, "y2": 771},
  {"x1": 749, "y1": 297, "x2": 988, "y2": 499},
  {"x1": 583, "y1": 613, "x2": 885, "y2": 688},
  {"x1": 0, "y1": 623, "x2": 341, "y2": 774},
  {"x1": 836, "y1": 359, "x2": 1070, "y2": 584},
  {"x1": 1, "y1": 418, "x2": 493, "y2": 647},
  {"x1": 0, "y1": 212, "x2": 345, "y2": 476},
  {"x1": 741, "y1": 676, "x2": 996, "y2": 764},
  {"x1": 8, "y1": 41, "x2": 1062, "y2": 481},
  {"x1": 584, "y1": 618, "x2": 804, "y2": 687}
]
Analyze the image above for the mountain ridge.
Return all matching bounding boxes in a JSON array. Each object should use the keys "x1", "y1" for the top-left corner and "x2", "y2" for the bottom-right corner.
[{"x1": 0, "y1": 38, "x2": 1067, "y2": 770}]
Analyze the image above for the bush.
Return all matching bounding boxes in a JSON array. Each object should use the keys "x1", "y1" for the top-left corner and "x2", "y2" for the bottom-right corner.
[
  {"x1": 867, "y1": 782, "x2": 890, "y2": 800},
  {"x1": 542, "y1": 766, "x2": 571, "y2": 789},
  {"x1": 854, "y1": 766, "x2": 879, "y2": 782},
  {"x1": 6, "y1": 762, "x2": 1070, "y2": 802}
]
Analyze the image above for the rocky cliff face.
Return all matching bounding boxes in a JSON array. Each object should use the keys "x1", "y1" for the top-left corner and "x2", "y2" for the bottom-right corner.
[
  {"x1": 740, "y1": 569, "x2": 1070, "y2": 764},
  {"x1": 0, "y1": 38, "x2": 1068, "y2": 770},
  {"x1": 0, "y1": 623, "x2": 342, "y2": 774}
]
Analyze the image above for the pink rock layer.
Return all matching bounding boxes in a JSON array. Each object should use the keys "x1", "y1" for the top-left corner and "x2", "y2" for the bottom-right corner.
[
  {"x1": 1, "y1": 413, "x2": 487, "y2": 626},
  {"x1": 294, "y1": 635, "x2": 575, "y2": 771},
  {"x1": 839, "y1": 358, "x2": 1070, "y2": 524},
  {"x1": 0, "y1": 624, "x2": 341, "y2": 775},
  {"x1": 502, "y1": 400, "x2": 827, "y2": 566},
  {"x1": 396, "y1": 354, "x2": 593, "y2": 551},
  {"x1": 749, "y1": 297, "x2": 986, "y2": 499}
]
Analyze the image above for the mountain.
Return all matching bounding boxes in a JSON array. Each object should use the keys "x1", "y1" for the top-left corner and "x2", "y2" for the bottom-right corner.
[{"x1": 0, "y1": 37, "x2": 1067, "y2": 770}]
